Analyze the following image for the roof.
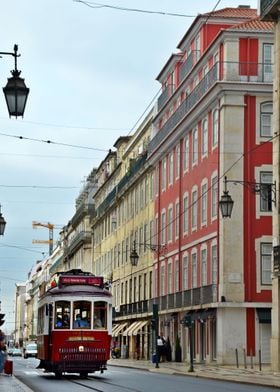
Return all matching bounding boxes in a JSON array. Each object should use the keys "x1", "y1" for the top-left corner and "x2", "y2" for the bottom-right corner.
[
  {"x1": 230, "y1": 16, "x2": 274, "y2": 31},
  {"x1": 203, "y1": 7, "x2": 257, "y2": 19}
]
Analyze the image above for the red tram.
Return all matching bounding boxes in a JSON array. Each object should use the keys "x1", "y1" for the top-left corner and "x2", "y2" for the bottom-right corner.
[{"x1": 37, "y1": 269, "x2": 112, "y2": 377}]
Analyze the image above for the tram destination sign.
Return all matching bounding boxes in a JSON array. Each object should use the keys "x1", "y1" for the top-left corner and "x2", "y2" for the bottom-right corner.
[{"x1": 59, "y1": 275, "x2": 104, "y2": 287}]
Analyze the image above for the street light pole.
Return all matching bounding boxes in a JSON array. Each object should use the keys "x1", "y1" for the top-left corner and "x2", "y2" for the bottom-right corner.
[{"x1": 0, "y1": 44, "x2": 29, "y2": 118}]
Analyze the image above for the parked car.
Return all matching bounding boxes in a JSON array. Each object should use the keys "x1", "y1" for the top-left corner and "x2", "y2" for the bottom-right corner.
[
  {"x1": 23, "y1": 343, "x2": 37, "y2": 359},
  {"x1": 7, "y1": 347, "x2": 14, "y2": 356},
  {"x1": 11, "y1": 348, "x2": 22, "y2": 357}
]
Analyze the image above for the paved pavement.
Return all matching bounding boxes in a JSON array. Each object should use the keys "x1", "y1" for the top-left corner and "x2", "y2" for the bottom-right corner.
[
  {"x1": 0, "y1": 372, "x2": 33, "y2": 392},
  {"x1": 107, "y1": 358, "x2": 280, "y2": 389},
  {"x1": 1, "y1": 358, "x2": 280, "y2": 390}
]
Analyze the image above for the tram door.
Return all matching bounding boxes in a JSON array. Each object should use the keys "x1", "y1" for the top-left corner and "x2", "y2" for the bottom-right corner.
[{"x1": 48, "y1": 303, "x2": 53, "y2": 360}]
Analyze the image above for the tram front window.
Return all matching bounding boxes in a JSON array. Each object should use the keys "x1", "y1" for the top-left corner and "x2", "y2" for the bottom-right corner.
[
  {"x1": 73, "y1": 301, "x2": 91, "y2": 329},
  {"x1": 55, "y1": 301, "x2": 70, "y2": 329}
]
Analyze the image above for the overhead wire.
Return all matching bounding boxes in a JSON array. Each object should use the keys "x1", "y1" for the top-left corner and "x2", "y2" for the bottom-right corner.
[
  {"x1": 74, "y1": 0, "x2": 196, "y2": 18},
  {"x1": 0, "y1": 132, "x2": 109, "y2": 152}
]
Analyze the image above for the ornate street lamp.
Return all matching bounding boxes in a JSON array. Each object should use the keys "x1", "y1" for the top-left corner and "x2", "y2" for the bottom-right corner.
[
  {"x1": 1, "y1": 44, "x2": 29, "y2": 118},
  {"x1": 0, "y1": 205, "x2": 6, "y2": 235}
]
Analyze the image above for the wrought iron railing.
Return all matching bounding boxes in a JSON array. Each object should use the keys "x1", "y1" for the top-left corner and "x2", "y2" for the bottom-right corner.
[
  {"x1": 114, "y1": 285, "x2": 217, "y2": 320},
  {"x1": 96, "y1": 152, "x2": 147, "y2": 217},
  {"x1": 149, "y1": 61, "x2": 273, "y2": 155}
]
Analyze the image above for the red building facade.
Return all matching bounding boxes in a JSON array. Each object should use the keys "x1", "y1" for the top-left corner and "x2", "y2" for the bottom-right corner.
[{"x1": 148, "y1": 6, "x2": 274, "y2": 364}]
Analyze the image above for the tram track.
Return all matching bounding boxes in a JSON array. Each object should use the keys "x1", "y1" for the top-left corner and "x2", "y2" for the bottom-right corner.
[{"x1": 67, "y1": 375, "x2": 142, "y2": 392}]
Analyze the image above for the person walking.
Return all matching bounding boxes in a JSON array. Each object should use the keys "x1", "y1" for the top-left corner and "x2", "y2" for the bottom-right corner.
[{"x1": 0, "y1": 330, "x2": 6, "y2": 374}]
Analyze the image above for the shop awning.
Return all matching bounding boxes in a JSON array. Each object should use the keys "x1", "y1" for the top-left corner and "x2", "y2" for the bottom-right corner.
[
  {"x1": 132, "y1": 320, "x2": 148, "y2": 336},
  {"x1": 112, "y1": 322, "x2": 128, "y2": 337},
  {"x1": 122, "y1": 321, "x2": 141, "y2": 337}
]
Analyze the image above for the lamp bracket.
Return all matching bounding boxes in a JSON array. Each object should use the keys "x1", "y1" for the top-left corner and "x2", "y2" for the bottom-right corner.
[
  {"x1": 224, "y1": 177, "x2": 276, "y2": 205},
  {"x1": 0, "y1": 44, "x2": 21, "y2": 72}
]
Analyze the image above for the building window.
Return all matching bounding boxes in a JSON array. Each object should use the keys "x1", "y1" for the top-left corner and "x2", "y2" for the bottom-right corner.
[
  {"x1": 260, "y1": 102, "x2": 272, "y2": 137},
  {"x1": 201, "y1": 248, "x2": 207, "y2": 286},
  {"x1": 167, "y1": 205, "x2": 173, "y2": 243},
  {"x1": 161, "y1": 210, "x2": 166, "y2": 244},
  {"x1": 175, "y1": 201, "x2": 180, "y2": 238},
  {"x1": 175, "y1": 144, "x2": 180, "y2": 178},
  {"x1": 150, "y1": 173, "x2": 154, "y2": 201},
  {"x1": 260, "y1": 171, "x2": 273, "y2": 212},
  {"x1": 201, "y1": 183, "x2": 207, "y2": 225},
  {"x1": 261, "y1": 243, "x2": 272, "y2": 285},
  {"x1": 263, "y1": 43, "x2": 273, "y2": 83},
  {"x1": 192, "y1": 127, "x2": 198, "y2": 165},
  {"x1": 161, "y1": 158, "x2": 166, "y2": 191},
  {"x1": 175, "y1": 258, "x2": 179, "y2": 292},
  {"x1": 168, "y1": 262, "x2": 172, "y2": 293},
  {"x1": 211, "y1": 244, "x2": 217, "y2": 284},
  {"x1": 183, "y1": 194, "x2": 189, "y2": 234},
  {"x1": 150, "y1": 220, "x2": 154, "y2": 245},
  {"x1": 212, "y1": 109, "x2": 219, "y2": 147},
  {"x1": 160, "y1": 264, "x2": 165, "y2": 295},
  {"x1": 183, "y1": 254, "x2": 188, "y2": 290},
  {"x1": 211, "y1": 176, "x2": 218, "y2": 218},
  {"x1": 155, "y1": 166, "x2": 159, "y2": 196},
  {"x1": 192, "y1": 252, "x2": 197, "y2": 288},
  {"x1": 184, "y1": 136, "x2": 189, "y2": 172},
  {"x1": 191, "y1": 189, "x2": 198, "y2": 229},
  {"x1": 168, "y1": 152, "x2": 174, "y2": 185},
  {"x1": 202, "y1": 118, "x2": 208, "y2": 156}
]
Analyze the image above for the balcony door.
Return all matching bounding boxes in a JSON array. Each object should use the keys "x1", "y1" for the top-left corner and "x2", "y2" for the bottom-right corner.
[{"x1": 263, "y1": 43, "x2": 273, "y2": 82}]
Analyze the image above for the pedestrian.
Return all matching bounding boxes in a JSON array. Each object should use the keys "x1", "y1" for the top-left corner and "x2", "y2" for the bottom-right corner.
[
  {"x1": 157, "y1": 332, "x2": 166, "y2": 362},
  {"x1": 0, "y1": 330, "x2": 6, "y2": 374}
]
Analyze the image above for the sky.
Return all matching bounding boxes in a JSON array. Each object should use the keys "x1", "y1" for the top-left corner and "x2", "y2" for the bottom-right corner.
[{"x1": 0, "y1": 0, "x2": 258, "y2": 333}]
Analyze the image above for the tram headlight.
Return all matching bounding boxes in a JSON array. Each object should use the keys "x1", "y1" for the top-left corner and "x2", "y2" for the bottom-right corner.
[{"x1": 79, "y1": 345, "x2": 84, "y2": 352}]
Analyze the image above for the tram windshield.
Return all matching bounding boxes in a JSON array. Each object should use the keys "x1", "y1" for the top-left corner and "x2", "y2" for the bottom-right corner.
[{"x1": 73, "y1": 301, "x2": 91, "y2": 329}]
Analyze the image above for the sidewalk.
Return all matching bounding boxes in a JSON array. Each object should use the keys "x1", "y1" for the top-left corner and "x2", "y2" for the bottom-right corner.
[
  {"x1": 107, "y1": 358, "x2": 280, "y2": 388},
  {"x1": 0, "y1": 373, "x2": 33, "y2": 392}
]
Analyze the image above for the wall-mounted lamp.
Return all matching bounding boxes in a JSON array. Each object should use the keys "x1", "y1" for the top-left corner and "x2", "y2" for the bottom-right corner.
[
  {"x1": 130, "y1": 240, "x2": 166, "y2": 267},
  {"x1": 219, "y1": 175, "x2": 276, "y2": 218}
]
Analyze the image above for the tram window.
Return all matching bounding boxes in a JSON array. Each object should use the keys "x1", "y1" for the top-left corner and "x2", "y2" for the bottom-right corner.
[
  {"x1": 73, "y1": 301, "x2": 91, "y2": 329},
  {"x1": 55, "y1": 301, "x2": 70, "y2": 329},
  {"x1": 37, "y1": 306, "x2": 45, "y2": 334},
  {"x1": 93, "y1": 301, "x2": 107, "y2": 329}
]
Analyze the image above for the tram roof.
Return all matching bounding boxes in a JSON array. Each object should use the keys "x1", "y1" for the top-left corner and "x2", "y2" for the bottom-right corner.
[{"x1": 40, "y1": 284, "x2": 112, "y2": 300}]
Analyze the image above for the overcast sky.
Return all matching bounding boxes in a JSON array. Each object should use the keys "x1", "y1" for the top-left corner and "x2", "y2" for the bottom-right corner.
[{"x1": 0, "y1": 0, "x2": 258, "y2": 333}]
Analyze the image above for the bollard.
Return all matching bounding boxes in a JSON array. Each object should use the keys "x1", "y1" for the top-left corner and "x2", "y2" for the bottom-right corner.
[
  {"x1": 250, "y1": 348, "x2": 253, "y2": 369},
  {"x1": 235, "y1": 348, "x2": 239, "y2": 368},
  {"x1": 259, "y1": 349, "x2": 262, "y2": 371},
  {"x1": 243, "y1": 348, "x2": 247, "y2": 369}
]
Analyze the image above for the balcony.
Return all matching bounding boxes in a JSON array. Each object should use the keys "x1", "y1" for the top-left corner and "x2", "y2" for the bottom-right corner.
[
  {"x1": 179, "y1": 50, "x2": 200, "y2": 84},
  {"x1": 65, "y1": 230, "x2": 92, "y2": 258},
  {"x1": 157, "y1": 87, "x2": 169, "y2": 111},
  {"x1": 96, "y1": 152, "x2": 147, "y2": 217},
  {"x1": 114, "y1": 285, "x2": 217, "y2": 320},
  {"x1": 149, "y1": 61, "x2": 273, "y2": 155}
]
